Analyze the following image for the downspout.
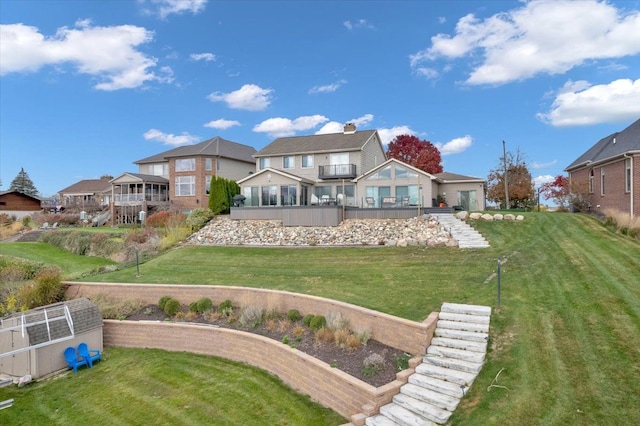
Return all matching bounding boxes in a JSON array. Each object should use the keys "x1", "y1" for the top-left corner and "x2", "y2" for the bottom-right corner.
[{"x1": 624, "y1": 153, "x2": 634, "y2": 219}]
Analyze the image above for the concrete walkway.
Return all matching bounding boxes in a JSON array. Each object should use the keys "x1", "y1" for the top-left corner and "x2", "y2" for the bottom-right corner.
[{"x1": 366, "y1": 303, "x2": 491, "y2": 426}]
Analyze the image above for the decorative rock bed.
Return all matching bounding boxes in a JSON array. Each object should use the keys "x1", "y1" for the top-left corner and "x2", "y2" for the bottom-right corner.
[{"x1": 187, "y1": 216, "x2": 457, "y2": 247}]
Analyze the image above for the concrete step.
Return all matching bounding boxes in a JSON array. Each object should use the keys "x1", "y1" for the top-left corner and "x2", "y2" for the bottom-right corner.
[
  {"x1": 366, "y1": 414, "x2": 399, "y2": 426},
  {"x1": 379, "y1": 403, "x2": 437, "y2": 426},
  {"x1": 437, "y1": 319, "x2": 489, "y2": 333},
  {"x1": 431, "y1": 336, "x2": 487, "y2": 352},
  {"x1": 422, "y1": 354, "x2": 484, "y2": 374},
  {"x1": 393, "y1": 393, "x2": 452, "y2": 425},
  {"x1": 415, "y1": 363, "x2": 477, "y2": 387},
  {"x1": 409, "y1": 373, "x2": 470, "y2": 399},
  {"x1": 434, "y1": 328, "x2": 489, "y2": 343},
  {"x1": 400, "y1": 383, "x2": 461, "y2": 412},
  {"x1": 438, "y1": 312, "x2": 491, "y2": 325},
  {"x1": 427, "y1": 345, "x2": 486, "y2": 363},
  {"x1": 441, "y1": 303, "x2": 491, "y2": 317}
]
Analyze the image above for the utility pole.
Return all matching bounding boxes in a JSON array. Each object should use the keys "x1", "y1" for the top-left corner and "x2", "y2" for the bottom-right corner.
[{"x1": 503, "y1": 140, "x2": 509, "y2": 210}]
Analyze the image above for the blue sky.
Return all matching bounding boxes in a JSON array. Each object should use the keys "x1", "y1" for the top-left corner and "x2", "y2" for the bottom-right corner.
[{"x1": 1, "y1": 0, "x2": 639, "y2": 199}]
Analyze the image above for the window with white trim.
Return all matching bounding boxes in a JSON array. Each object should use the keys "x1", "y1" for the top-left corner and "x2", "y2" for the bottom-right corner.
[
  {"x1": 175, "y1": 176, "x2": 195, "y2": 196},
  {"x1": 176, "y1": 158, "x2": 195, "y2": 172},
  {"x1": 259, "y1": 158, "x2": 270, "y2": 170},
  {"x1": 302, "y1": 155, "x2": 313, "y2": 168},
  {"x1": 283, "y1": 156, "x2": 294, "y2": 169},
  {"x1": 600, "y1": 168, "x2": 605, "y2": 195},
  {"x1": 205, "y1": 158, "x2": 213, "y2": 171},
  {"x1": 625, "y1": 158, "x2": 631, "y2": 193}
]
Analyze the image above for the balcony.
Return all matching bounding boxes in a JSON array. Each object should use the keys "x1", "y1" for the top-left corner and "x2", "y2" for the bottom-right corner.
[{"x1": 318, "y1": 164, "x2": 357, "y2": 179}]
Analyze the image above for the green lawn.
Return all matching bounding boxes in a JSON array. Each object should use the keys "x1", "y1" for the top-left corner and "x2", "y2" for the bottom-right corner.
[{"x1": 1, "y1": 213, "x2": 639, "y2": 425}]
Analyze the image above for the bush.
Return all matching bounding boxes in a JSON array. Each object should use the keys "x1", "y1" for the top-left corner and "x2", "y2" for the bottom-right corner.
[
  {"x1": 393, "y1": 353, "x2": 412, "y2": 371},
  {"x1": 218, "y1": 299, "x2": 233, "y2": 311},
  {"x1": 362, "y1": 353, "x2": 386, "y2": 376},
  {"x1": 33, "y1": 267, "x2": 65, "y2": 306},
  {"x1": 326, "y1": 311, "x2": 349, "y2": 330},
  {"x1": 163, "y1": 298, "x2": 181, "y2": 316},
  {"x1": 158, "y1": 296, "x2": 172, "y2": 310},
  {"x1": 302, "y1": 314, "x2": 315, "y2": 327},
  {"x1": 189, "y1": 301, "x2": 199, "y2": 313},
  {"x1": 287, "y1": 309, "x2": 302, "y2": 322},
  {"x1": 145, "y1": 211, "x2": 173, "y2": 228},
  {"x1": 309, "y1": 315, "x2": 326, "y2": 331},
  {"x1": 196, "y1": 297, "x2": 213, "y2": 313},
  {"x1": 91, "y1": 294, "x2": 143, "y2": 319},
  {"x1": 239, "y1": 306, "x2": 264, "y2": 328},
  {"x1": 186, "y1": 209, "x2": 214, "y2": 231}
]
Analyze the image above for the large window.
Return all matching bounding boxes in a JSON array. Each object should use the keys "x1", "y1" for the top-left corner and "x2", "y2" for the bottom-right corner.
[
  {"x1": 366, "y1": 166, "x2": 392, "y2": 180},
  {"x1": 626, "y1": 158, "x2": 631, "y2": 193},
  {"x1": 395, "y1": 185, "x2": 419, "y2": 205},
  {"x1": 261, "y1": 185, "x2": 277, "y2": 206},
  {"x1": 280, "y1": 185, "x2": 297, "y2": 205},
  {"x1": 336, "y1": 184, "x2": 355, "y2": 206},
  {"x1": 259, "y1": 158, "x2": 271, "y2": 170},
  {"x1": 243, "y1": 186, "x2": 259, "y2": 206},
  {"x1": 148, "y1": 163, "x2": 168, "y2": 176},
  {"x1": 302, "y1": 155, "x2": 313, "y2": 168},
  {"x1": 365, "y1": 186, "x2": 391, "y2": 207},
  {"x1": 330, "y1": 153, "x2": 350, "y2": 175},
  {"x1": 394, "y1": 165, "x2": 418, "y2": 179},
  {"x1": 176, "y1": 158, "x2": 195, "y2": 172},
  {"x1": 175, "y1": 176, "x2": 195, "y2": 196},
  {"x1": 205, "y1": 176, "x2": 212, "y2": 194},
  {"x1": 205, "y1": 158, "x2": 213, "y2": 171},
  {"x1": 601, "y1": 168, "x2": 605, "y2": 195},
  {"x1": 283, "y1": 156, "x2": 295, "y2": 169}
]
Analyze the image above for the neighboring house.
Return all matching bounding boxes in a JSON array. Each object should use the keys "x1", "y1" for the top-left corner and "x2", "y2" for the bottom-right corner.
[
  {"x1": 434, "y1": 172, "x2": 486, "y2": 211},
  {"x1": 239, "y1": 123, "x2": 387, "y2": 207},
  {"x1": 134, "y1": 136, "x2": 257, "y2": 212},
  {"x1": 109, "y1": 172, "x2": 170, "y2": 225},
  {"x1": 57, "y1": 177, "x2": 112, "y2": 213},
  {"x1": 565, "y1": 118, "x2": 640, "y2": 218},
  {"x1": 0, "y1": 190, "x2": 42, "y2": 219}
]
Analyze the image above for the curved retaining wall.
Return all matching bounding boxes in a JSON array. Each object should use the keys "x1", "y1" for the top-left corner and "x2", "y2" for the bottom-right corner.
[
  {"x1": 65, "y1": 282, "x2": 437, "y2": 354},
  {"x1": 65, "y1": 282, "x2": 437, "y2": 422}
]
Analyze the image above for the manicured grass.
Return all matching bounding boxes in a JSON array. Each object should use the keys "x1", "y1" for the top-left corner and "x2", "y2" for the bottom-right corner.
[
  {"x1": 3, "y1": 213, "x2": 640, "y2": 425},
  {"x1": 0, "y1": 242, "x2": 115, "y2": 278},
  {"x1": 0, "y1": 347, "x2": 345, "y2": 425}
]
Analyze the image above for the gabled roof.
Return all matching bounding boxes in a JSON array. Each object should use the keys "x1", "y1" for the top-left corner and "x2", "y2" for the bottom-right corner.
[
  {"x1": 236, "y1": 167, "x2": 315, "y2": 185},
  {"x1": 435, "y1": 172, "x2": 485, "y2": 183},
  {"x1": 58, "y1": 179, "x2": 112, "y2": 195},
  {"x1": 135, "y1": 136, "x2": 256, "y2": 164},
  {"x1": 352, "y1": 158, "x2": 437, "y2": 182},
  {"x1": 110, "y1": 172, "x2": 169, "y2": 184},
  {"x1": 565, "y1": 118, "x2": 640, "y2": 171},
  {"x1": 0, "y1": 190, "x2": 42, "y2": 201},
  {"x1": 254, "y1": 130, "x2": 379, "y2": 157}
]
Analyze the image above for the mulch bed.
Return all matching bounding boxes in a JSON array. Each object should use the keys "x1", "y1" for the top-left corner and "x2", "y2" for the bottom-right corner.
[{"x1": 125, "y1": 305, "x2": 411, "y2": 387}]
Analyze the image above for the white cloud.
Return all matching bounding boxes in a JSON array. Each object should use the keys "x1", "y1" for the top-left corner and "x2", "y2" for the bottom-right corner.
[
  {"x1": 208, "y1": 84, "x2": 273, "y2": 111},
  {"x1": 414, "y1": 67, "x2": 439, "y2": 79},
  {"x1": 0, "y1": 21, "x2": 166, "y2": 90},
  {"x1": 537, "y1": 78, "x2": 640, "y2": 126},
  {"x1": 143, "y1": 128, "x2": 199, "y2": 146},
  {"x1": 438, "y1": 17, "x2": 447, "y2": 24},
  {"x1": 531, "y1": 160, "x2": 558, "y2": 169},
  {"x1": 343, "y1": 19, "x2": 375, "y2": 30},
  {"x1": 253, "y1": 115, "x2": 329, "y2": 138},
  {"x1": 435, "y1": 135, "x2": 473, "y2": 155},
  {"x1": 411, "y1": 0, "x2": 640, "y2": 85},
  {"x1": 377, "y1": 126, "x2": 416, "y2": 145},
  {"x1": 315, "y1": 114, "x2": 375, "y2": 135},
  {"x1": 534, "y1": 174, "x2": 555, "y2": 187},
  {"x1": 190, "y1": 52, "x2": 216, "y2": 62},
  {"x1": 309, "y1": 79, "x2": 347, "y2": 94},
  {"x1": 204, "y1": 119, "x2": 240, "y2": 130},
  {"x1": 142, "y1": 0, "x2": 208, "y2": 19}
]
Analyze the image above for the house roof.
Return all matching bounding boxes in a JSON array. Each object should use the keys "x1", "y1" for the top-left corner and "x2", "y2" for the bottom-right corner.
[
  {"x1": 0, "y1": 190, "x2": 42, "y2": 201},
  {"x1": 110, "y1": 172, "x2": 169, "y2": 184},
  {"x1": 565, "y1": 118, "x2": 640, "y2": 171},
  {"x1": 352, "y1": 157, "x2": 437, "y2": 182},
  {"x1": 254, "y1": 130, "x2": 379, "y2": 157},
  {"x1": 435, "y1": 172, "x2": 485, "y2": 183},
  {"x1": 135, "y1": 136, "x2": 257, "y2": 164},
  {"x1": 236, "y1": 167, "x2": 315, "y2": 185},
  {"x1": 58, "y1": 179, "x2": 112, "y2": 196}
]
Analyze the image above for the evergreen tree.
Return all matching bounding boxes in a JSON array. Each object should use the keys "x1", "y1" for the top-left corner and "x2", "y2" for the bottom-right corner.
[{"x1": 9, "y1": 167, "x2": 39, "y2": 196}]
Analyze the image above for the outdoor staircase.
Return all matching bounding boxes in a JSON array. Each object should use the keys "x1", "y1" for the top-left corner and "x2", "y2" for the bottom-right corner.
[
  {"x1": 431, "y1": 214, "x2": 489, "y2": 249},
  {"x1": 14, "y1": 230, "x2": 44, "y2": 242},
  {"x1": 366, "y1": 303, "x2": 491, "y2": 426}
]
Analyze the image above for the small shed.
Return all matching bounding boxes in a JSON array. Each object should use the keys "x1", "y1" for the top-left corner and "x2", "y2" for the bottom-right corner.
[
  {"x1": 0, "y1": 190, "x2": 42, "y2": 219},
  {"x1": 0, "y1": 298, "x2": 103, "y2": 379}
]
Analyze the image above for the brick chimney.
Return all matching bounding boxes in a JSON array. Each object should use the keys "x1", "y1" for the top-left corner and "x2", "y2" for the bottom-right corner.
[{"x1": 343, "y1": 123, "x2": 356, "y2": 134}]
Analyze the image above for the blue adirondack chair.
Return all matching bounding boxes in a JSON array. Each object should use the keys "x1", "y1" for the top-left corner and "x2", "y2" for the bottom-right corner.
[
  {"x1": 78, "y1": 343, "x2": 101, "y2": 367},
  {"x1": 64, "y1": 347, "x2": 88, "y2": 373}
]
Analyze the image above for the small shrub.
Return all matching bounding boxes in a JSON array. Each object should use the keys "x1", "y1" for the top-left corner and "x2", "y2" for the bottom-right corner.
[
  {"x1": 145, "y1": 211, "x2": 172, "y2": 228},
  {"x1": 184, "y1": 311, "x2": 198, "y2": 321},
  {"x1": 90, "y1": 294, "x2": 143, "y2": 319},
  {"x1": 219, "y1": 306, "x2": 233, "y2": 317},
  {"x1": 393, "y1": 353, "x2": 413, "y2": 371},
  {"x1": 264, "y1": 309, "x2": 282, "y2": 321},
  {"x1": 326, "y1": 311, "x2": 349, "y2": 330},
  {"x1": 196, "y1": 297, "x2": 213, "y2": 314},
  {"x1": 203, "y1": 310, "x2": 221, "y2": 322},
  {"x1": 239, "y1": 306, "x2": 264, "y2": 328},
  {"x1": 354, "y1": 329, "x2": 372, "y2": 345},
  {"x1": 186, "y1": 208, "x2": 214, "y2": 231},
  {"x1": 32, "y1": 267, "x2": 65, "y2": 307},
  {"x1": 292, "y1": 325, "x2": 306, "y2": 339},
  {"x1": 282, "y1": 335, "x2": 290, "y2": 345},
  {"x1": 334, "y1": 328, "x2": 351, "y2": 348},
  {"x1": 265, "y1": 319, "x2": 277, "y2": 331},
  {"x1": 309, "y1": 315, "x2": 326, "y2": 331},
  {"x1": 302, "y1": 314, "x2": 315, "y2": 327},
  {"x1": 278, "y1": 319, "x2": 292, "y2": 332},
  {"x1": 163, "y1": 298, "x2": 181, "y2": 316},
  {"x1": 158, "y1": 296, "x2": 171, "y2": 310},
  {"x1": 189, "y1": 301, "x2": 199, "y2": 313},
  {"x1": 219, "y1": 299, "x2": 233, "y2": 311},
  {"x1": 287, "y1": 309, "x2": 302, "y2": 322},
  {"x1": 314, "y1": 327, "x2": 334, "y2": 343},
  {"x1": 362, "y1": 353, "x2": 386, "y2": 376},
  {"x1": 345, "y1": 334, "x2": 362, "y2": 351}
]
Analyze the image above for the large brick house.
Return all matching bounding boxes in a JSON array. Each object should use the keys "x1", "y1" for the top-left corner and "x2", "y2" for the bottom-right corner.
[{"x1": 565, "y1": 118, "x2": 640, "y2": 218}]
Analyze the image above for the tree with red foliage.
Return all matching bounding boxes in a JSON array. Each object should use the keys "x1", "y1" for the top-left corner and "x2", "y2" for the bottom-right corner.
[
  {"x1": 386, "y1": 135, "x2": 443, "y2": 174},
  {"x1": 540, "y1": 175, "x2": 570, "y2": 209}
]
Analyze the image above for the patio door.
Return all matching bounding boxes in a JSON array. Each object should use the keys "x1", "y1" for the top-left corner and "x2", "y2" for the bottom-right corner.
[{"x1": 458, "y1": 190, "x2": 476, "y2": 211}]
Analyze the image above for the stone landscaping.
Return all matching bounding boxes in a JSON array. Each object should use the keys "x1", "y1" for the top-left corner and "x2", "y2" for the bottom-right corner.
[{"x1": 188, "y1": 215, "x2": 457, "y2": 247}]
